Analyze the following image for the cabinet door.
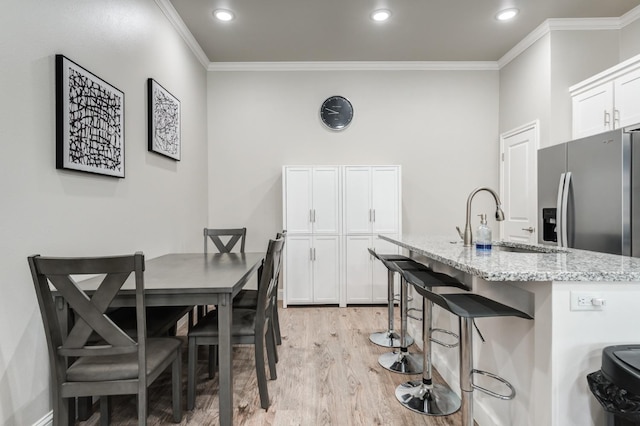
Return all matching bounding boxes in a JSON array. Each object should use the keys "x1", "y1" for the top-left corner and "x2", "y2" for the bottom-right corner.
[
  {"x1": 614, "y1": 67, "x2": 640, "y2": 128},
  {"x1": 345, "y1": 236, "x2": 373, "y2": 303},
  {"x1": 312, "y1": 236, "x2": 340, "y2": 303},
  {"x1": 284, "y1": 168, "x2": 313, "y2": 234},
  {"x1": 284, "y1": 236, "x2": 313, "y2": 304},
  {"x1": 344, "y1": 167, "x2": 372, "y2": 234},
  {"x1": 572, "y1": 83, "x2": 614, "y2": 139},
  {"x1": 312, "y1": 167, "x2": 340, "y2": 234},
  {"x1": 371, "y1": 235, "x2": 399, "y2": 303},
  {"x1": 371, "y1": 166, "x2": 399, "y2": 234}
]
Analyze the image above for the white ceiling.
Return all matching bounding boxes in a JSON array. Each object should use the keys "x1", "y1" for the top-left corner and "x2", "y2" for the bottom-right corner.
[{"x1": 168, "y1": 0, "x2": 640, "y2": 63}]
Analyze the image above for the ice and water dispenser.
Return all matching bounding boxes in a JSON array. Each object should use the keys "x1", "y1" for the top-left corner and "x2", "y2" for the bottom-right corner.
[{"x1": 542, "y1": 208, "x2": 557, "y2": 243}]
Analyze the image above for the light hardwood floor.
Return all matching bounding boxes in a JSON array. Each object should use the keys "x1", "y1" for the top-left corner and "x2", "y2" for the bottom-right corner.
[{"x1": 79, "y1": 305, "x2": 465, "y2": 425}]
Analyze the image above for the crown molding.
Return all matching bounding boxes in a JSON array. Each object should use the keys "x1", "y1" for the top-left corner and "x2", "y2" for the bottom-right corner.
[
  {"x1": 498, "y1": 9, "x2": 640, "y2": 69},
  {"x1": 621, "y1": 4, "x2": 640, "y2": 26},
  {"x1": 154, "y1": 0, "x2": 209, "y2": 69},
  {"x1": 207, "y1": 61, "x2": 499, "y2": 72}
]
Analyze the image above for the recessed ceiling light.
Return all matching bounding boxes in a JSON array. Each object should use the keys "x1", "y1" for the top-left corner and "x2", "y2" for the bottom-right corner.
[
  {"x1": 213, "y1": 9, "x2": 235, "y2": 22},
  {"x1": 496, "y1": 8, "x2": 519, "y2": 21},
  {"x1": 371, "y1": 9, "x2": 392, "y2": 22}
]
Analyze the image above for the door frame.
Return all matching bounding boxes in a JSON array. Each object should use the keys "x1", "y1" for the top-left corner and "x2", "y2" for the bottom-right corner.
[{"x1": 499, "y1": 120, "x2": 540, "y2": 242}]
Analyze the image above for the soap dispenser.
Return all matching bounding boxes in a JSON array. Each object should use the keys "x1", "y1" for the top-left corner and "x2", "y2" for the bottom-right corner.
[{"x1": 476, "y1": 214, "x2": 492, "y2": 251}]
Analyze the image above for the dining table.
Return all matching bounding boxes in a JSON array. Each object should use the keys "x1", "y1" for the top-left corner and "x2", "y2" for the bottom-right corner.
[{"x1": 54, "y1": 251, "x2": 265, "y2": 426}]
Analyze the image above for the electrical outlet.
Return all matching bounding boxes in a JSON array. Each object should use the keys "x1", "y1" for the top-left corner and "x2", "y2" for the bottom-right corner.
[{"x1": 570, "y1": 291, "x2": 606, "y2": 311}]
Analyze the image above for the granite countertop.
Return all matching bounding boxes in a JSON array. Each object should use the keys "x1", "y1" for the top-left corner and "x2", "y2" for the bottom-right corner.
[{"x1": 380, "y1": 234, "x2": 640, "y2": 282}]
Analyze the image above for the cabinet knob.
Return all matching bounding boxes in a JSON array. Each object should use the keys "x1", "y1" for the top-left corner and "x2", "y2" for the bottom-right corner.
[{"x1": 521, "y1": 227, "x2": 535, "y2": 233}]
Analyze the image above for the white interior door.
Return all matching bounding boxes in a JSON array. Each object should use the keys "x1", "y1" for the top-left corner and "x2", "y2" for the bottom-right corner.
[{"x1": 500, "y1": 122, "x2": 538, "y2": 244}]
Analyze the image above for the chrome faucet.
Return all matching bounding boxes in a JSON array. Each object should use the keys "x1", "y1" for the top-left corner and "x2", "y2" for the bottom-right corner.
[{"x1": 458, "y1": 187, "x2": 505, "y2": 247}]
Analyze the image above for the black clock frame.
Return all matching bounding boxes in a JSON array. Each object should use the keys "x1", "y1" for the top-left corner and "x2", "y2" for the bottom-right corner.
[{"x1": 320, "y1": 95, "x2": 353, "y2": 130}]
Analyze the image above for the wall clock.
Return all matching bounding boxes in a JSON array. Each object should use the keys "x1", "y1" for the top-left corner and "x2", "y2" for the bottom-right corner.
[{"x1": 320, "y1": 96, "x2": 353, "y2": 130}]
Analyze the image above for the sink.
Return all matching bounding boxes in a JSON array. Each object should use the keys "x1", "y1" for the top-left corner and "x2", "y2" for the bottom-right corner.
[{"x1": 493, "y1": 243, "x2": 568, "y2": 254}]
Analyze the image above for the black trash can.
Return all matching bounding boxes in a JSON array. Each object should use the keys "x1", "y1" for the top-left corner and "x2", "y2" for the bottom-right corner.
[{"x1": 588, "y1": 345, "x2": 640, "y2": 426}]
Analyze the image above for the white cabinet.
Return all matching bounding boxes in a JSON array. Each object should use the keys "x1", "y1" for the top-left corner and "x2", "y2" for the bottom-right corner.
[
  {"x1": 284, "y1": 235, "x2": 340, "y2": 305},
  {"x1": 343, "y1": 165, "x2": 401, "y2": 304},
  {"x1": 283, "y1": 165, "x2": 401, "y2": 307},
  {"x1": 571, "y1": 55, "x2": 640, "y2": 139},
  {"x1": 345, "y1": 235, "x2": 399, "y2": 304},
  {"x1": 344, "y1": 166, "x2": 400, "y2": 235},
  {"x1": 284, "y1": 166, "x2": 340, "y2": 235}
]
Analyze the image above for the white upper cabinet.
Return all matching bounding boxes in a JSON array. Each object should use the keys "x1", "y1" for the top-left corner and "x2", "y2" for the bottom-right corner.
[
  {"x1": 614, "y1": 67, "x2": 640, "y2": 129},
  {"x1": 344, "y1": 166, "x2": 400, "y2": 235},
  {"x1": 571, "y1": 83, "x2": 614, "y2": 138},
  {"x1": 283, "y1": 166, "x2": 340, "y2": 235},
  {"x1": 571, "y1": 54, "x2": 640, "y2": 139}
]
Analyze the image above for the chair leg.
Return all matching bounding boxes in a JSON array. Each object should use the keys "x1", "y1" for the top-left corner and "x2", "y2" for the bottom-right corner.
[
  {"x1": 255, "y1": 334, "x2": 270, "y2": 409},
  {"x1": 272, "y1": 298, "x2": 282, "y2": 345},
  {"x1": 54, "y1": 395, "x2": 73, "y2": 426},
  {"x1": 208, "y1": 345, "x2": 218, "y2": 379},
  {"x1": 172, "y1": 350, "x2": 182, "y2": 423},
  {"x1": 187, "y1": 337, "x2": 197, "y2": 411},
  {"x1": 266, "y1": 327, "x2": 277, "y2": 380},
  {"x1": 99, "y1": 396, "x2": 110, "y2": 426},
  {"x1": 269, "y1": 320, "x2": 279, "y2": 364},
  {"x1": 137, "y1": 389, "x2": 148, "y2": 426}
]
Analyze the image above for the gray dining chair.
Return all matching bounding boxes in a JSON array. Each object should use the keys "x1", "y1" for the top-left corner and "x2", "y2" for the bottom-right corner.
[
  {"x1": 187, "y1": 237, "x2": 284, "y2": 410},
  {"x1": 28, "y1": 252, "x2": 182, "y2": 426},
  {"x1": 204, "y1": 227, "x2": 247, "y2": 254},
  {"x1": 234, "y1": 230, "x2": 286, "y2": 349}
]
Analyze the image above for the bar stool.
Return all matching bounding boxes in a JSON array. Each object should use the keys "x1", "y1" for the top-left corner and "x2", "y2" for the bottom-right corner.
[
  {"x1": 388, "y1": 263, "x2": 466, "y2": 415},
  {"x1": 406, "y1": 273, "x2": 533, "y2": 426},
  {"x1": 377, "y1": 257, "x2": 462, "y2": 375},
  {"x1": 367, "y1": 249, "x2": 415, "y2": 348}
]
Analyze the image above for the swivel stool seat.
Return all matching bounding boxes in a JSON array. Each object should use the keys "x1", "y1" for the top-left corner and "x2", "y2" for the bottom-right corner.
[
  {"x1": 367, "y1": 248, "x2": 415, "y2": 348},
  {"x1": 388, "y1": 263, "x2": 466, "y2": 415},
  {"x1": 406, "y1": 273, "x2": 533, "y2": 426}
]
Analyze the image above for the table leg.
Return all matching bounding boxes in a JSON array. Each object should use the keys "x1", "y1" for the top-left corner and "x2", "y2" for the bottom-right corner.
[{"x1": 217, "y1": 294, "x2": 233, "y2": 426}]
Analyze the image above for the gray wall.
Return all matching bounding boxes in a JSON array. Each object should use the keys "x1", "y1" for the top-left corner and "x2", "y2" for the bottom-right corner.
[
  {"x1": 499, "y1": 34, "x2": 552, "y2": 144},
  {"x1": 0, "y1": 1, "x2": 208, "y2": 424},
  {"x1": 500, "y1": 29, "x2": 624, "y2": 149},
  {"x1": 622, "y1": 18, "x2": 640, "y2": 60},
  {"x1": 207, "y1": 69, "x2": 501, "y2": 243},
  {"x1": 549, "y1": 30, "x2": 621, "y2": 146}
]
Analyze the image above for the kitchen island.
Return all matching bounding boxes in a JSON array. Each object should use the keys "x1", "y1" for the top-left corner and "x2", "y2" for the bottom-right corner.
[{"x1": 381, "y1": 234, "x2": 640, "y2": 426}]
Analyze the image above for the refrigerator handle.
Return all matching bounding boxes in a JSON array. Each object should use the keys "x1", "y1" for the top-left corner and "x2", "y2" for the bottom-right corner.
[
  {"x1": 556, "y1": 173, "x2": 566, "y2": 247},
  {"x1": 561, "y1": 172, "x2": 572, "y2": 248}
]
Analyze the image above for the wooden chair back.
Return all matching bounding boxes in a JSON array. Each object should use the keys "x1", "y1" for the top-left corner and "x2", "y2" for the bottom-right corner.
[
  {"x1": 28, "y1": 253, "x2": 147, "y2": 383},
  {"x1": 204, "y1": 227, "x2": 247, "y2": 254},
  {"x1": 255, "y1": 238, "x2": 285, "y2": 332}
]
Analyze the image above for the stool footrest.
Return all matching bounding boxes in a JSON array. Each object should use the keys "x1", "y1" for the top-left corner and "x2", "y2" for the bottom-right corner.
[
  {"x1": 407, "y1": 307, "x2": 422, "y2": 322},
  {"x1": 470, "y1": 369, "x2": 516, "y2": 400},
  {"x1": 430, "y1": 328, "x2": 459, "y2": 348}
]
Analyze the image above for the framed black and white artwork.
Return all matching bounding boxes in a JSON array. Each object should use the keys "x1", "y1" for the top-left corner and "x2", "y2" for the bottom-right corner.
[
  {"x1": 147, "y1": 78, "x2": 181, "y2": 161},
  {"x1": 55, "y1": 54, "x2": 125, "y2": 178}
]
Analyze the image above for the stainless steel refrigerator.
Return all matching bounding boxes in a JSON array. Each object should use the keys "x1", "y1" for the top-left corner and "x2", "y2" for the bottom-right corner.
[{"x1": 538, "y1": 124, "x2": 640, "y2": 256}]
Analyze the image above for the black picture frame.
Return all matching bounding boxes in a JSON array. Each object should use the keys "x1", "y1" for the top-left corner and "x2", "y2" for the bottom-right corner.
[
  {"x1": 147, "y1": 78, "x2": 181, "y2": 161},
  {"x1": 55, "y1": 54, "x2": 125, "y2": 178}
]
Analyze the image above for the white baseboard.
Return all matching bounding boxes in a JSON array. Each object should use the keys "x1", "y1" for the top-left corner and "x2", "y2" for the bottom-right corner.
[{"x1": 33, "y1": 411, "x2": 53, "y2": 426}]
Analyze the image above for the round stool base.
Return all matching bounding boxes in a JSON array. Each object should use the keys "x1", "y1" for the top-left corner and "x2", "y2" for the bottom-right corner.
[
  {"x1": 369, "y1": 331, "x2": 414, "y2": 348},
  {"x1": 395, "y1": 380, "x2": 461, "y2": 416},
  {"x1": 378, "y1": 351, "x2": 423, "y2": 374}
]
